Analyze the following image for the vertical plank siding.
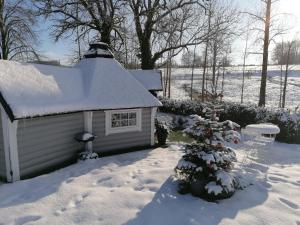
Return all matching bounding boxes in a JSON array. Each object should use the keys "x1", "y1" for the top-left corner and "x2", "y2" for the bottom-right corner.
[
  {"x1": 0, "y1": 110, "x2": 6, "y2": 180},
  {"x1": 12, "y1": 108, "x2": 152, "y2": 179},
  {"x1": 17, "y1": 113, "x2": 84, "y2": 178},
  {"x1": 93, "y1": 108, "x2": 152, "y2": 153}
]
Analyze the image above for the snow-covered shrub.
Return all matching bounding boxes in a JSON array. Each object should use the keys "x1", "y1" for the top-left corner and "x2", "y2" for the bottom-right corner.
[
  {"x1": 155, "y1": 119, "x2": 169, "y2": 146},
  {"x1": 78, "y1": 151, "x2": 99, "y2": 161},
  {"x1": 175, "y1": 143, "x2": 238, "y2": 201},
  {"x1": 182, "y1": 115, "x2": 241, "y2": 144},
  {"x1": 160, "y1": 97, "x2": 300, "y2": 144},
  {"x1": 174, "y1": 105, "x2": 242, "y2": 201}
]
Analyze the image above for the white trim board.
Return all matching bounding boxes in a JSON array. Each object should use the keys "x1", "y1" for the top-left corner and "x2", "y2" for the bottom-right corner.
[
  {"x1": 84, "y1": 111, "x2": 93, "y2": 152},
  {"x1": 151, "y1": 107, "x2": 158, "y2": 146},
  {"x1": 105, "y1": 109, "x2": 142, "y2": 136},
  {"x1": 1, "y1": 107, "x2": 20, "y2": 182}
]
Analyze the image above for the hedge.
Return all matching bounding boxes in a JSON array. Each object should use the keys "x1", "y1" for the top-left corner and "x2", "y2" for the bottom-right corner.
[{"x1": 159, "y1": 98, "x2": 300, "y2": 144}]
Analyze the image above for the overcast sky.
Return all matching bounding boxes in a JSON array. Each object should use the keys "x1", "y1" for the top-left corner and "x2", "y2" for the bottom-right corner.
[{"x1": 38, "y1": 0, "x2": 300, "y2": 66}]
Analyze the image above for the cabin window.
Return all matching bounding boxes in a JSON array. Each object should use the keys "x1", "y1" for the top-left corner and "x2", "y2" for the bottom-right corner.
[{"x1": 105, "y1": 109, "x2": 142, "y2": 135}]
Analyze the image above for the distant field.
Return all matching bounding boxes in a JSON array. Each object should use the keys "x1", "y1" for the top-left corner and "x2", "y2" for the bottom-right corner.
[{"x1": 161, "y1": 67, "x2": 300, "y2": 111}]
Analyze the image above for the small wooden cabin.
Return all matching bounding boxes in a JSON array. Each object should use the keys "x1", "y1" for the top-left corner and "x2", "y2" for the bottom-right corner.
[{"x1": 0, "y1": 43, "x2": 162, "y2": 182}]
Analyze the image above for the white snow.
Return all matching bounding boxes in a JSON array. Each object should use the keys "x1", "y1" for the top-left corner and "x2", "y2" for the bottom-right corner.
[
  {"x1": 0, "y1": 140, "x2": 300, "y2": 225},
  {"x1": 0, "y1": 59, "x2": 161, "y2": 119},
  {"x1": 161, "y1": 67, "x2": 300, "y2": 110},
  {"x1": 205, "y1": 181, "x2": 223, "y2": 195},
  {"x1": 216, "y1": 171, "x2": 234, "y2": 191},
  {"x1": 199, "y1": 152, "x2": 216, "y2": 164},
  {"x1": 177, "y1": 159, "x2": 197, "y2": 169},
  {"x1": 245, "y1": 123, "x2": 280, "y2": 135},
  {"x1": 129, "y1": 70, "x2": 163, "y2": 91},
  {"x1": 81, "y1": 133, "x2": 94, "y2": 141}
]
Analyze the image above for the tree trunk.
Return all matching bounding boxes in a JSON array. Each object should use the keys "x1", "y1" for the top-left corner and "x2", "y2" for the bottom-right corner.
[
  {"x1": 191, "y1": 47, "x2": 196, "y2": 100},
  {"x1": 279, "y1": 62, "x2": 283, "y2": 107},
  {"x1": 241, "y1": 24, "x2": 250, "y2": 104},
  {"x1": 258, "y1": 0, "x2": 272, "y2": 107},
  {"x1": 168, "y1": 58, "x2": 172, "y2": 98},
  {"x1": 212, "y1": 43, "x2": 217, "y2": 95},
  {"x1": 140, "y1": 39, "x2": 154, "y2": 69},
  {"x1": 221, "y1": 64, "x2": 225, "y2": 95},
  {"x1": 100, "y1": 23, "x2": 111, "y2": 45},
  {"x1": 282, "y1": 43, "x2": 292, "y2": 108},
  {"x1": 201, "y1": 8, "x2": 212, "y2": 102},
  {"x1": 279, "y1": 41, "x2": 284, "y2": 108},
  {"x1": 282, "y1": 61, "x2": 289, "y2": 108}
]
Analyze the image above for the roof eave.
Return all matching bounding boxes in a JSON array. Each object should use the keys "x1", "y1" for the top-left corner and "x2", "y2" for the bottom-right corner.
[{"x1": 0, "y1": 92, "x2": 15, "y2": 122}]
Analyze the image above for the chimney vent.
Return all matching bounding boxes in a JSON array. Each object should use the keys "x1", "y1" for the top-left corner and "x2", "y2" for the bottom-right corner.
[{"x1": 84, "y1": 42, "x2": 114, "y2": 59}]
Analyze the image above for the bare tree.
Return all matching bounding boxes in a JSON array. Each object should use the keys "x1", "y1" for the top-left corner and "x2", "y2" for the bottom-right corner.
[
  {"x1": 246, "y1": 0, "x2": 290, "y2": 106},
  {"x1": 190, "y1": 46, "x2": 197, "y2": 100},
  {"x1": 241, "y1": 21, "x2": 250, "y2": 104},
  {"x1": 258, "y1": 0, "x2": 273, "y2": 106},
  {"x1": 201, "y1": 1, "x2": 212, "y2": 101},
  {"x1": 281, "y1": 40, "x2": 295, "y2": 108},
  {"x1": 202, "y1": 0, "x2": 239, "y2": 101},
  {"x1": 127, "y1": 0, "x2": 209, "y2": 69},
  {"x1": 34, "y1": 0, "x2": 125, "y2": 46},
  {"x1": 0, "y1": 0, "x2": 38, "y2": 60}
]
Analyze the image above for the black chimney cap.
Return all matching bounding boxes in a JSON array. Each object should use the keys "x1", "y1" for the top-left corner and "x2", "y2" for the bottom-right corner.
[{"x1": 84, "y1": 42, "x2": 114, "y2": 59}]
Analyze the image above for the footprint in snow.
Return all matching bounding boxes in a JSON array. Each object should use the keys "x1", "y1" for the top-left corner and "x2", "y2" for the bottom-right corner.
[
  {"x1": 66, "y1": 177, "x2": 75, "y2": 184},
  {"x1": 270, "y1": 173, "x2": 290, "y2": 179},
  {"x1": 279, "y1": 198, "x2": 299, "y2": 210},
  {"x1": 261, "y1": 181, "x2": 272, "y2": 189},
  {"x1": 144, "y1": 178, "x2": 156, "y2": 184},
  {"x1": 148, "y1": 187, "x2": 159, "y2": 192},
  {"x1": 150, "y1": 161, "x2": 160, "y2": 166},
  {"x1": 93, "y1": 177, "x2": 112, "y2": 186},
  {"x1": 134, "y1": 185, "x2": 145, "y2": 191},
  {"x1": 268, "y1": 176, "x2": 287, "y2": 183},
  {"x1": 55, "y1": 193, "x2": 89, "y2": 216},
  {"x1": 15, "y1": 215, "x2": 41, "y2": 225}
]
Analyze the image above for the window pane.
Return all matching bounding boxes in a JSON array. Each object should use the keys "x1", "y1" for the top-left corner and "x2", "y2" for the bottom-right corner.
[
  {"x1": 112, "y1": 113, "x2": 120, "y2": 120},
  {"x1": 121, "y1": 113, "x2": 128, "y2": 120},
  {"x1": 112, "y1": 120, "x2": 122, "y2": 128},
  {"x1": 128, "y1": 119, "x2": 137, "y2": 126},
  {"x1": 129, "y1": 113, "x2": 136, "y2": 119},
  {"x1": 121, "y1": 120, "x2": 128, "y2": 126}
]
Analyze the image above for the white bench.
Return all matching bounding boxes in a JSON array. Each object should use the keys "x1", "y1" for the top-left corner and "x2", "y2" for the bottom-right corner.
[{"x1": 243, "y1": 123, "x2": 280, "y2": 142}]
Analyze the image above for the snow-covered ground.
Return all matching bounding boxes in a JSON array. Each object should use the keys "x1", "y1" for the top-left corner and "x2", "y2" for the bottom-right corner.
[
  {"x1": 0, "y1": 138, "x2": 300, "y2": 224},
  {"x1": 164, "y1": 67, "x2": 300, "y2": 111}
]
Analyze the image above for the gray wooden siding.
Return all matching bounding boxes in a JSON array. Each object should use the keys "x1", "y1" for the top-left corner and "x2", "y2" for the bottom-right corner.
[
  {"x1": 0, "y1": 110, "x2": 6, "y2": 180},
  {"x1": 17, "y1": 113, "x2": 84, "y2": 178},
  {"x1": 93, "y1": 108, "x2": 151, "y2": 153}
]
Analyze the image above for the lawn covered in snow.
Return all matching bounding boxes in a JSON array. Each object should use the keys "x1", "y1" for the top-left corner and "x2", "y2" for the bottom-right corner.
[
  {"x1": 0, "y1": 139, "x2": 300, "y2": 225},
  {"x1": 164, "y1": 67, "x2": 300, "y2": 110}
]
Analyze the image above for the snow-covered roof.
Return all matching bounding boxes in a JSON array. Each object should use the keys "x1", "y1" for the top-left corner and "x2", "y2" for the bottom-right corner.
[
  {"x1": 0, "y1": 58, "x2": 161, "y2": 120},
  {"x1": 129, "y1": 70, "x2": 163, "y2": 91}
]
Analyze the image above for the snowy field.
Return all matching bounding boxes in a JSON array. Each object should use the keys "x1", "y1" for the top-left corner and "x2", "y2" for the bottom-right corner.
[
  {"x1": 165, "y1": 67, "x2": 300, "y2": 111},
  {"x1": 0, "y1": 137, "x2": 300, "y2": 224}
]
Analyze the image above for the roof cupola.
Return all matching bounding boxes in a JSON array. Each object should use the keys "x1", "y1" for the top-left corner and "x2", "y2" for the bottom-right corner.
[{"x1": 83, "y1": 42, "x2": 114, "y2": 59}]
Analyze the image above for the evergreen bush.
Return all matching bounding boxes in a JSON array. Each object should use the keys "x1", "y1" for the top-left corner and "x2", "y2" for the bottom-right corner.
[{"x1": 160, "y1": 98, "x2": 300, "y2": 144}]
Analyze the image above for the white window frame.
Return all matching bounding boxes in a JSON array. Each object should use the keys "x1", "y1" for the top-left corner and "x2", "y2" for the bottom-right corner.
[{"x1": 105, "y1": 109, "x2": 142, "y2": 135}]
